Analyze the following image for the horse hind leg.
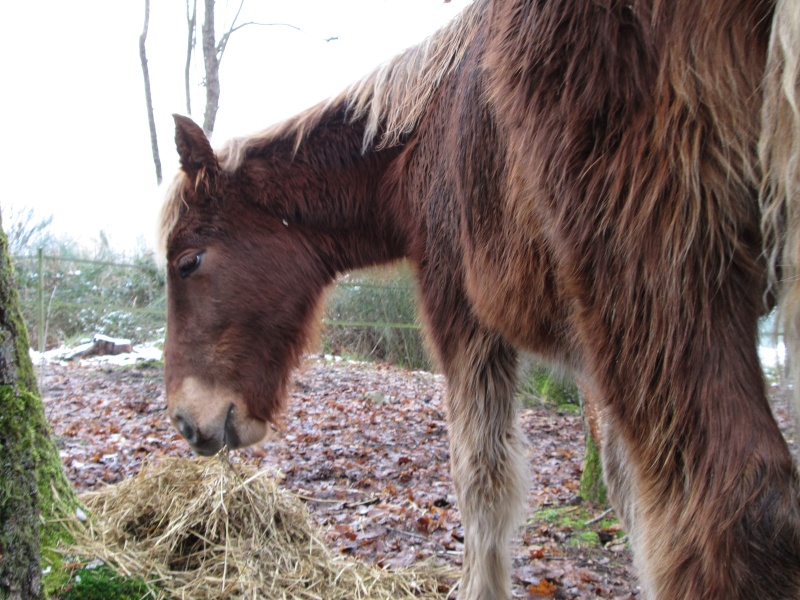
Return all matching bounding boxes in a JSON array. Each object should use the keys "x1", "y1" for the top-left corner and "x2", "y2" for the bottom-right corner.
[{"x1": 443, "y1": 330, "x2": 527, "y2": 599}]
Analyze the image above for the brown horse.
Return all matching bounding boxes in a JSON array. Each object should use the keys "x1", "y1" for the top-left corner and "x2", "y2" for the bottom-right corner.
[{"x1": 160, "y1": 0, "x2": 800, "y2": 597}]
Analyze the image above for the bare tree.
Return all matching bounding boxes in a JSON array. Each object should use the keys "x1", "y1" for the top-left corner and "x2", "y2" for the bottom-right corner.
[
  {"x1": 201, "y1": 0, "x2": 254, "y2": 135},
  {"x1": 146, "y1": 0, "x2": 307, "y2": 141},
  {"x1": 185, "y1": 0, "x2": 198, "y2": 116},
  {"x1": 198, "y1": 1, "x2": 302, "y2": 136},
  {"x1": 201, "y1": 0, "x2": 225, "y2": 134},
  {"x1": 139, "y1": 0, "x2": 162, "y2": 185}
]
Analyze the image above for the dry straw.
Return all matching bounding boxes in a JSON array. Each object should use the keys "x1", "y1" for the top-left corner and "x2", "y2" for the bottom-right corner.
[{"x1": 68, "y1": 456, "x2": 454, "y2": 599}]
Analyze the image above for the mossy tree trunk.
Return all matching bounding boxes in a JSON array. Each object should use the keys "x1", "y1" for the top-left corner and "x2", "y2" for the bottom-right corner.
[
  {"x1": 579, "y1": 429, "x2": 607, "y2": 505},
  {"x1": 578, "y1": 384, "x2": 608, "y2": 505},
  {"x1": 522, "y1": 364, "x2": 608, "y2": 505},
  {"x1": 0, "y1": 213, "x2": 78, "y2": 599}
]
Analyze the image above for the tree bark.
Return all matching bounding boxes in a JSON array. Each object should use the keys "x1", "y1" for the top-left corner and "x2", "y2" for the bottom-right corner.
[
  {"x1": 185, "y1": 0, "x2": 197, "y2": 116},
  {"x1": 140, "y1": 0, "x2": 163, "y2": 185},
  {"x1": 525, "y1": 367, "x2": 608, "y2": 505},
  {"x1": 577, "y1": 382, "x2": 608, "y2": 505},
  {"x1": 202, "y1": 0, "x2": 221, "y2": 135},
  {"x1": 579, "y1": 427, "x2": 608, "y2": 505},
  {"x1": 0, "y1": 212, "x2": 78, "y2": 599}
]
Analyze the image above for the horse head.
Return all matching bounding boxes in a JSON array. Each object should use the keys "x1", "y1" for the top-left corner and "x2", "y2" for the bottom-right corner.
[{"x1": 161, "y1": 115, "x2": 331, "y2": 455}]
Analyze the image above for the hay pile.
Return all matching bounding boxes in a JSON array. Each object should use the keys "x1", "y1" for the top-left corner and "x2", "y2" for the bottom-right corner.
[{"x1": 70, "y1": 457, "x2": 453, "y2": 599}]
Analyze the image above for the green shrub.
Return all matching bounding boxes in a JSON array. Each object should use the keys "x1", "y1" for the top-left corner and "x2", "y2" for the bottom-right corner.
[
  {"x1": 323, "y1": 265, "x2": 431, "y2": 370},
  {"x1": 12, "y1": 246, "x2": 165, "y2": 349},
  {"x1": 519, "y1": 364, "x2": 581, "y2": 408}
]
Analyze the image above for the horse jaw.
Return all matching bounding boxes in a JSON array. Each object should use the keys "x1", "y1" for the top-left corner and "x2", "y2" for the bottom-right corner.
[{"x1": 167, "y1": 376, "x2": 268, "y2": 456}]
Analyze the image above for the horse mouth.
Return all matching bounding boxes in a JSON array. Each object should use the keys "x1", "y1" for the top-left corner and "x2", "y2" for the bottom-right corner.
[
  {"x1": 167, "y1": 376, "x2": 269, "y2": 454},
  {"x1": 223, "y1": 403, "x2": 240, "y2": 449}
]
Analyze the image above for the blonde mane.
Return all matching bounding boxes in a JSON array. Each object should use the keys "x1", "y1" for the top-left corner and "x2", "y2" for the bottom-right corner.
[
  {"x1": 217, "y1": 0, "x2": 484, "y2": 171},
  {"x1": 160, "y1": 2, "x2": 483, "y2": 258}
]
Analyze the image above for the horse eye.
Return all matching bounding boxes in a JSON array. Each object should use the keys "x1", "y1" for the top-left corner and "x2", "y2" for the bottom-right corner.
[{"x1": 177, "y1": 252, "x2": 203, "y2": 279}]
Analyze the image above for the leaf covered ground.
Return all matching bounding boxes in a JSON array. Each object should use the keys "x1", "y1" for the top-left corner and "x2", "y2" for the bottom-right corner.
[{"x1": 36, "y1": 356, "x2": 796, "y2": 599}]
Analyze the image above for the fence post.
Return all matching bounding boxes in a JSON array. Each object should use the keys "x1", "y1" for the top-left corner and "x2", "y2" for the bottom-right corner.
[{"x1": 37, "y1": 247, "x2": 44, "y2": 353}]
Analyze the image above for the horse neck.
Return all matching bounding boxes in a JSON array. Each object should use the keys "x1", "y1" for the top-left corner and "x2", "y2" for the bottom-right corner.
[{"x1": 244, "y1": 110, "x2": 410, "y2": 274}]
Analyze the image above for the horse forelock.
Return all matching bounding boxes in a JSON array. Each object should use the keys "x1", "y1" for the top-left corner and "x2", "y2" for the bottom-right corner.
[
  {"x1": 216, "y1": 0, "x2": 485, "y2": 173},
  {"x1": 157, "y1": 172, "x2": 190, "y2": 267}
]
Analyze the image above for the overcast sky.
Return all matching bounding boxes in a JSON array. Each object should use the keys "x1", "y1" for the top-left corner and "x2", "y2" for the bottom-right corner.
[{"x1": 1, "y1": 1, "x2": 471, "y2": 252}]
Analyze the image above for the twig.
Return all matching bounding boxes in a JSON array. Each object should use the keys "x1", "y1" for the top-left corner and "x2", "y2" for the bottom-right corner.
[
  {"x1": 343, "y1": 497, "x2": 380, "y2": 509},
  {"x1": 605, "y1": 534, "x2": 628, "y2": 549},
  {"x1": 39, "y1": 284, "x2": 58, "y2": 402},
  {"x1": 585, "y1": 507, "x2": 614, "y2": 526},
  {"x1": 386, "y1": 526, "x2": 445, "y2": 548},
  {"x1": 292, "y1": 491, "x2": 380, "y2": 507},
  {"x1": 293, "y1": 493, "x2": 347, "y2": 504}
]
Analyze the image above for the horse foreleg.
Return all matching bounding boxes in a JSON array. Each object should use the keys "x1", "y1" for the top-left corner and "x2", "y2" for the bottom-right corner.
[
  {"x1": 443, "y1": 332, "x2": 527, "y2": 600},
  {"x1": 583, "y1": 338, "x2": 800, "y2": 599}
]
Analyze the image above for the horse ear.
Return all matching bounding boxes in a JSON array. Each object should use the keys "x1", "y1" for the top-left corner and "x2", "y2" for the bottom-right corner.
[{"x1": 173, "y1": 114, "x2": 218, "y2": 182}]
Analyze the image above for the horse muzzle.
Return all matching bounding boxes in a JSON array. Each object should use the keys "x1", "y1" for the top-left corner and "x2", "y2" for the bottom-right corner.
[
  {"x1": 172, "y1": 406, "x2": 237, "y2": 455},
  {"x1": 167, "y1": 376, "x2": 267, "y2": 456}
]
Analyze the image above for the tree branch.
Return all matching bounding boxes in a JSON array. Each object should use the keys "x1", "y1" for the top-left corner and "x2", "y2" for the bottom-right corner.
[
  {"x1": 184, "y1": 0, "x2": 197, "y2": 116},
  {"x1": 198, "y1": 0, "x2": 310, "y2": 135},
  {"x1": 216, "y1": 0, "x2": 245, "y2": 62},
  {"x1": 139, "y1": 0, "x2": 162, "y2": 184},
  {"x1": 217, "y1": 22, "x2": 306, "y2": 61}
]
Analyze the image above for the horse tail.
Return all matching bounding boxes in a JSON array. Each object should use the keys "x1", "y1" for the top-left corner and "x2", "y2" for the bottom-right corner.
[{"x1": 760, "y1": 0, "x2": 800, "y2": 389}]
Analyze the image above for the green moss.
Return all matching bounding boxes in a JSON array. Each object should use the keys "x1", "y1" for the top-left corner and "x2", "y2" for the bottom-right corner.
[
  {"x1": 533, "y1": 508, "x2": 562, "y2": 522},
  {"x1": 569, "y1": 531, "x2": 601, "y2": 548},
  {"x1": 0, "y1": 226, "x2": 78, "y2": 594},
  {"x1": 0, "y1": 386, "x2": 41, "y2": 598},
  {"x1": 0, "y1": 217, "x2": 83, "y2": 598},
  {"x1": 56, "y1": 566, "x2": 154, "y2": 600},
  {"x1": 599, "y1": 519, "x2": 621, "y2": 531},
  {"x1": 41, "y1": 550, "x2": 72, "y2": 598},
  {"x1": 579, "y1": 432, "x2": 608, "y2": 505},
  {"x1": 0, "y1": 233, "x2": 37, "y2": 395},
  {"x1": 530, "y1": 505, "x2": 624, "y2": 549},
  {"x1": 1, "y1": 385, "x2": 79, "y2": 599},
  {"x1": 0, "y1": 386, "x2": 79, "y2": 521},
  {"x1": 532, "y1": 506, "x2": 592, "y2": 530}
]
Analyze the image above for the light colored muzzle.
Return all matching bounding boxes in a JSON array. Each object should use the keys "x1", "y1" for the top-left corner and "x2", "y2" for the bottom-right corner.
[{"x1": 168, "y1": 376, "x2": 267, "y2": 456}]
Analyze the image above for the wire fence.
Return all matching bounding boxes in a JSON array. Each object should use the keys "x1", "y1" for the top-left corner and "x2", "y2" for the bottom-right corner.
[{"x1": 12, "y1": 251, "x2": 429, "y2": 368}]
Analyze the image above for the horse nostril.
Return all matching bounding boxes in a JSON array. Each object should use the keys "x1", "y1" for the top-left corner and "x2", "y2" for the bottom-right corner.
[
  {"x1": 223, "y1": 404, "x2": 240, "y2": 448},
  {"x1": 175, "y1": 414, "x2": 198, "y2": 445}
]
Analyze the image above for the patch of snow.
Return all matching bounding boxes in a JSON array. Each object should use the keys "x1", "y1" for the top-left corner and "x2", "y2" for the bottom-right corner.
[
  {"x1": 30, "y1": 342, "x2": 162, "y2": 366},
  {"x1": 92, "y1": 334, "x2": 133, "y2": 345}
]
